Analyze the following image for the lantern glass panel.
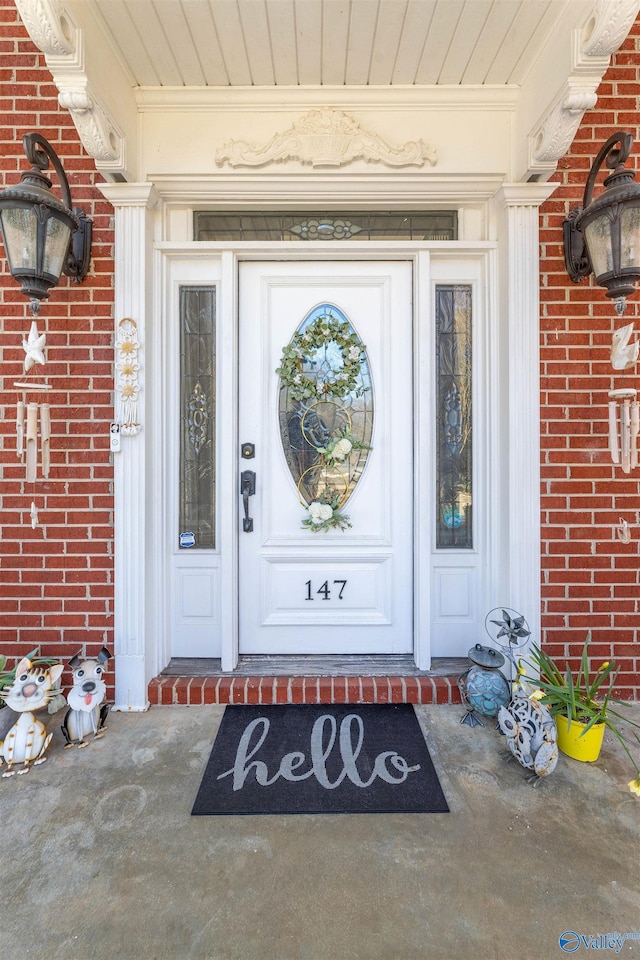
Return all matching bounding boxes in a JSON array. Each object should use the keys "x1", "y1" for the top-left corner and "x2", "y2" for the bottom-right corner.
[
  {"x1": 0, "y1": 206, "x2": 37, "y2": 271},
  {"x1": 619, "y1": 205, "x2": 640, "y2": 269},
  {"x1": 584, "y1": 214, "x2": 614, "y2": 277},
  {"x1": 42, "y1": 215, "x2": 71, "y2": 279}
]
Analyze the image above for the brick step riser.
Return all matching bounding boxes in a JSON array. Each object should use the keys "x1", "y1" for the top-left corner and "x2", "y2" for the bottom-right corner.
[{"x1": 149, "y1": 676, "x2": 463, "y2": 706}]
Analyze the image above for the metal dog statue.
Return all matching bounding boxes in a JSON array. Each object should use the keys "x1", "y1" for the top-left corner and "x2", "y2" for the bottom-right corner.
[{"x1": 61, "y1": 647, "x2": 112, "y2": 748}]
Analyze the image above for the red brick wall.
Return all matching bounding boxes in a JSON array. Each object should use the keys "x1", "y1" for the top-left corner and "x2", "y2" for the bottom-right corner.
[
  {"x1": 2, "y1": 3, "x2": 639, "y2": 702},
  {"x1": 0, "y1": 4, "x2": 115, "y2": 688},
  {"x1": 540, "y1": 19, "x2": 640, "y2": 698}
]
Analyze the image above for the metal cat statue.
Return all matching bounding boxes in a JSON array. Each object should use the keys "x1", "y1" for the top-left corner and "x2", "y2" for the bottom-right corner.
[
  {"x1": 0, "y1": 657, "x2": 64, "y2": 777},
  {"x1": 61, "y1": 648, "x2": 112, "y2": 748}
]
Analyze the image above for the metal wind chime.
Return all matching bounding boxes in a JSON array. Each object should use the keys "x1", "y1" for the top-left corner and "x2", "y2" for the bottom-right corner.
[
  {"x1": 15, "y1": 322, "x2": 52, "y2": 526},
  {"x1": 607, "y1": 320, "x2": 640, "y2": 473},
  {"x1": 0, "y1": 133, "x2": 92, "y2": 526},
  {"x1": 608, "y1": 387, "x2": 639, "y2": 474}
]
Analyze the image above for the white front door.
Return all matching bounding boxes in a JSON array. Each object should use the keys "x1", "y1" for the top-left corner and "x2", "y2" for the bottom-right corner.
[{"x1": 238, "y1": 261, "x2": 413, "y2": 655}]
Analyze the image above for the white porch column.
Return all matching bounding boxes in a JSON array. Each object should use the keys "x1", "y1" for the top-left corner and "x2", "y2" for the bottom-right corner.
[
  {"x1": 98, "y1": 182, "x2": 160, "y2": 710},
  {"x1": 494, "y1": 183, "x2": 556, "y2": 646}
]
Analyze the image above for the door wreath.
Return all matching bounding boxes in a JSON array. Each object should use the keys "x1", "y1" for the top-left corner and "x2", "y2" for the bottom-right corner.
[{"x1": 276, "y1": 312, "x2": 371, "y2": 532}]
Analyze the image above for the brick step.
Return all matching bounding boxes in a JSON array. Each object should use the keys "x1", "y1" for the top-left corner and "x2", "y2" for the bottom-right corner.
[{"x1": 148, "y1": 673, "x2": 463, "y2": 706}]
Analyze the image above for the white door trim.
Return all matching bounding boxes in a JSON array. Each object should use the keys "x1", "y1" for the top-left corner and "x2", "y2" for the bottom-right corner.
[
  {"x1": 158, "y1": 245, "x2": 444, "y2": 672},
  {"x1": 159, "y1": 244, "x2": 494, "y2": 673},
  {"x1": 99, "y1": 178, "x2": 552, "y2": 709}
]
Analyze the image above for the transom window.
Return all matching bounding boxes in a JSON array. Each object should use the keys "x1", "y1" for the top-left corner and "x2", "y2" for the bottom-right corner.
[{"x1": 194, "y1": 211, "x2": 457, "y2": 242}]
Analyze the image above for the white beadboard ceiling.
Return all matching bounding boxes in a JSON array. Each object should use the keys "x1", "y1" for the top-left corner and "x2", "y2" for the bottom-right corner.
[{"x1": 88, "y1": 0, "x2": 574, "y2": 89}]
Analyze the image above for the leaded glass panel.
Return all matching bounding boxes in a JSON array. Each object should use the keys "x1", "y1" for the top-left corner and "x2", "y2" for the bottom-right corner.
[
  {"x1": 277, "y1": 304, "x2": 373, "y2": 512},
  {"x1": 179, "y1": 287, "x2": 216, "y2": 549},
  {"x1": 194, "y1": 211, "x2": 457, "y2": 242},
  {"x1": 436, "y1": 285, "x2": 472, "y2": 549}
]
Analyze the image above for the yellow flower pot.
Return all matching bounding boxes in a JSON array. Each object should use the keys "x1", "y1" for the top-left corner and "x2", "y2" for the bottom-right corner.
[{"x1": 556, "y1": 714, "x2": 605, "y2": 762}]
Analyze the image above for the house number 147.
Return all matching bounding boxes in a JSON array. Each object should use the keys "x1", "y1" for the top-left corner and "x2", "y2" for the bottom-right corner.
[{"x1": 305, "y1": 579, "x2": 347, "y2": 600}]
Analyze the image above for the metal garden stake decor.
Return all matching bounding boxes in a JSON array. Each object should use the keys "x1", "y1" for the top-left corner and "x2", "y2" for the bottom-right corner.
[
  {"x1": 458, "y1": 607, "x2": 531, "y2": 726},
  {"x1": 0, "y1": 656, "x2": 64, "y2": 777},
  {"x1": 498, "y1": 695, "x2": 559, "y2": 782},
  {"x1": 459, "y1": 644, "x2": 511, "y2": 727},
  {"x1": 61, "y1": 648, "x2": 112, "y2": 748}
]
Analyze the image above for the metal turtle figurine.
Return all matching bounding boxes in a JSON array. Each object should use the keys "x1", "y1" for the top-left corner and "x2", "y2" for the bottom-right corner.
[{"x1": 459, "y1": 644, "x2": 511, "y2": 726}]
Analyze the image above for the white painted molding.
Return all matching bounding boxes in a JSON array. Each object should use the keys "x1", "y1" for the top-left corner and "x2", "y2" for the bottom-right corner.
[
  {"x1": 528, "y1": 1, "x2": 640, "y2": 178},
  {"x1": 97, "y1": 181, "x2": 160, "y2": 711},
  {"x1": 15, "y1": 0, "x2": 126, "y2": 175},
  {"x1": 492, "y1": 183, "x2": 557, "y2": 652},
  {"x1": 57, "y1": 86, "x2": 123, "y2": 165},
  {"x1": 215, "y1": 107, "x2": 437, "y2": 169},
  {"x1": 581, "y1": 0, "x2": 640, "y2": 58},
  {"x1": 14, "y1": 0, "x2": 76, "y2": 56},
  {"x1": 150, "y1": 174, "x2": 504, "y2": 208},
  {"x1": 530, "y1": 84, "x2": 599, "y2": 167},
  {"x1": 137, "y1": 85, "x2": 519, "y2": 113}
]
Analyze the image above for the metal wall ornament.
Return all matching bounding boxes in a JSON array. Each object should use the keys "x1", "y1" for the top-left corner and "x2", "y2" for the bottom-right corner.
[
  {"x1": 611, "y1": 321, "x2": 640, "y2": 370},
  {"x1": 0, "y1": 657, "x2": 64, "y2": 777},
  {"x1": 563, "y1": 131, "x2": 640, "y2": 316},
  {"x1": 114, "y1": 317, "x2": 142, "y2": 435},
  {"x1": 61, "y1": 648, "x2": 111, "y2": 748}
]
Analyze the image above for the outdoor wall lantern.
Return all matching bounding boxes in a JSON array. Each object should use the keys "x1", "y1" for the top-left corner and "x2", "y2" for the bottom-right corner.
[
  {"x1": 564, "y1": 131, "x2": 640, "y2": 316},
  {"x1": 0, "y1": 132, "x2": 92, "y2": 315}
]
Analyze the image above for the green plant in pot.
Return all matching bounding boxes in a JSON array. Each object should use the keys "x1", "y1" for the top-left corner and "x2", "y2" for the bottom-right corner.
[{"x1": 526, "y1": 633, "x2": 640, "y2": 795}]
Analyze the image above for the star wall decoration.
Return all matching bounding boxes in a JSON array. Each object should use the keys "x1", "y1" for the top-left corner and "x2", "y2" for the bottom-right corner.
[{"x1": 22, "y1": 320, "x2": 46, "y2": 372}]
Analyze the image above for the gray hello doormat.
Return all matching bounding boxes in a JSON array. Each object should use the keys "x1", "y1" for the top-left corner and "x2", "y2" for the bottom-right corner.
[{"x1": 191, "y1": 703, "x2": 449, "y2": 815}]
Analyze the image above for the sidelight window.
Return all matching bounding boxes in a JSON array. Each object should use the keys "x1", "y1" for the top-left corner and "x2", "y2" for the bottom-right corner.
[
  {"x1": 179, "y1": 286, "x2": 216, "y2": 549},
  {"x1": 435, "y1": 284, "x2": 473, "y2": 549}
]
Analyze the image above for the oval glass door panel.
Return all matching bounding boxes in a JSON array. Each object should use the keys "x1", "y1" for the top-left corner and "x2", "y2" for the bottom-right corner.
[{"x1": 277, "y1": 303, "x2": 373, "y2": 508}]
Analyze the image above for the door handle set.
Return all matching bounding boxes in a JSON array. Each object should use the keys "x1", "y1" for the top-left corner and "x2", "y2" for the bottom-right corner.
[{"x1": 241, "y1": 469, "x2": 256, "y2": 532}]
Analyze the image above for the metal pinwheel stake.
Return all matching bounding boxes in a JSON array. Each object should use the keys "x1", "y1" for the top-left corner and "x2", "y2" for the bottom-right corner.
[{"x1": 484, "y1": 607, "x2": 531, "y2": 683}]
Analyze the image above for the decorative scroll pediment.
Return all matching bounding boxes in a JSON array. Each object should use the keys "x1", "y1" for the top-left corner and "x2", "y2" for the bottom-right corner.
[
  {"x1": 15, "y1": 0, "x2": 126, "y2": 174},
  {"x1": 14, "y1": 0, "x2": 76, "y2": 57},
  {"x1": 216, "y1": 108, "x2": 437, "y2": 169},
  {"x1": 58, "y1": 86, "x2": 122, "y2": 163},
  {"x1": 530, "y1": 87, "x2": 599, "y2": 165},
  {"x1": 582, "y1": 0, "x2": 640, "y2": 58},
  {"x1": 528, "y1": 0, "x2": 640, "y2": 176}
]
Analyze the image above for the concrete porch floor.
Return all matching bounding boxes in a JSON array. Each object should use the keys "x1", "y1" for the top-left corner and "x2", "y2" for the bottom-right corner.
[{"x1": 2, "y1": 704, "x2": 639, "y2": 960}]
